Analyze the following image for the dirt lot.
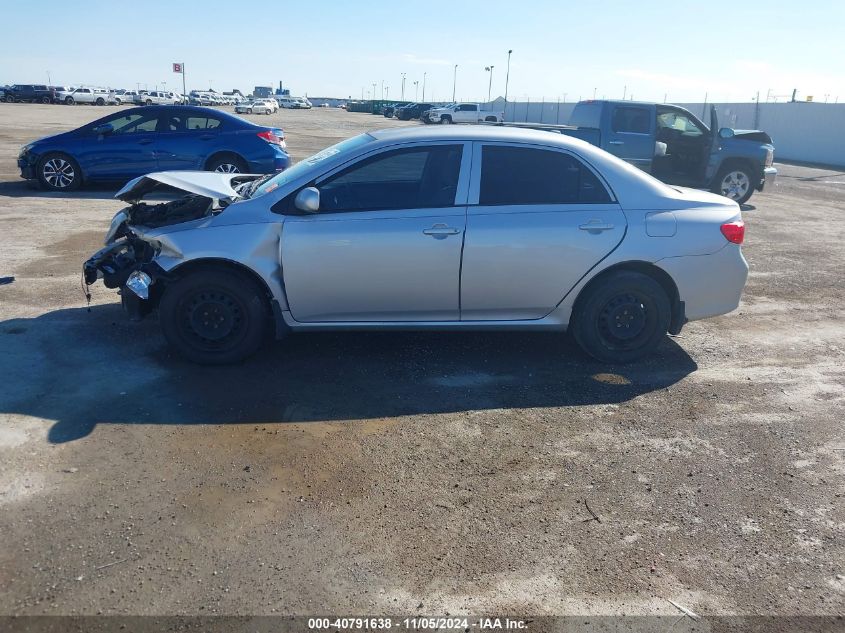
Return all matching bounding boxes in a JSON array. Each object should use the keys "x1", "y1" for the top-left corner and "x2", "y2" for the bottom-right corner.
[{"x1": 0, "y1": 104, "x2": 842, "y2": 621}]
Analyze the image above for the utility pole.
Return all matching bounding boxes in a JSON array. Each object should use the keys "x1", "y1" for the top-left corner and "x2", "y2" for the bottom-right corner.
[
  {"x1": 422, "y1": 72, "x2": 427, "y2": 101},
  {"x1": 381, "y1": 80, "x2": 384, "y2": 100},
  {"x1": 504, "y1": 50, "x2": 512, "y2": 103},
  {"x1": 46, "y1": 70, "x2": 51, "y2": 85},
  {"x1": 485, "y1": 65, "x2": 495, "y2": 103},
  {"x1": 385, "y1": 86, "x2": 389, "y2": 100},
  {"x1": 452, "y1": 65, "x2": 458, "y2": 102},
  {"x1": 401, "y1": 73, "x2": 406, "y2": 100},
  {"x1": 592, "y1": 87, "x2": 596, "y2": 99},
  {"x1": 414, "y1": 80, "x2": 419, "y2": 101},
  {"x1": 372, "y1": 83, "x2": 376, "y2": 102},
  {"x1": 622, "y1": 84, "x2": 627, "y2": 100}
]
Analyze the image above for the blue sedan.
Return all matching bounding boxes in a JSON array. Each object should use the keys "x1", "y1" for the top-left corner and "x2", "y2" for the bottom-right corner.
[{"x1": 17, "y1": 106, "x2": 290, "y2": 191}]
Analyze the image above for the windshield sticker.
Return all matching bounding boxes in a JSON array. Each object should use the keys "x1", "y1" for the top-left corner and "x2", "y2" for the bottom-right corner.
[{"x1": 305, "y1": 147, "x2": 341, "y2": 164}]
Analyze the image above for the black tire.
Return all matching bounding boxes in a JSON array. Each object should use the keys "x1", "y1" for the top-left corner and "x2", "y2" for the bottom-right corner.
[
  {"x1": 64, "y1": 97, "x2": 74, "y2": 105},
  {"x1": 712, "y1": 163, "x2": 755, "y2": 205},
  {"x1": 41, "y1": 96, "x2": 51, "y2": 104},
  {"x1": 206, "y1": 154, "x2": 248, "y2": 174},
  {"x1": 95, "y1": 97, "x2": 105, "y2": 106},
  {"x1": 570, "y1": 271, "x2": 670, "y2": 363},
  {"x1": 439, "y1": 115, "x2": 451, "y2": 124},
  {"x1": 145, "y1": 99, "x2": 152, "y2": 106},
  {"x1": 159, "y1": 268, "x2": 270, "y2": 364},
  {"x1": 485, "y1": 116, "x2": 498, "y2": 122},
  {"x1": 37, "y1": 152, "x2": 82, "y2": 191}
]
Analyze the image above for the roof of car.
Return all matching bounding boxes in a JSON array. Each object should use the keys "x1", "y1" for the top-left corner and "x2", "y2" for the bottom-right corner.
[{"x1": 369, "y1": 124, "x2": 593, "y2": 149}]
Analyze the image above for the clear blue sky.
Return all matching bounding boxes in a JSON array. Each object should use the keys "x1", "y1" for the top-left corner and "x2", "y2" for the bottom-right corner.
[{"x1": 1, "y1": 0, "x2": 843, "y2": 103}]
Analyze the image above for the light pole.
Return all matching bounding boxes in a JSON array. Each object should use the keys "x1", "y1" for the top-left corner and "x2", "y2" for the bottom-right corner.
[
  {"x1": 385, "y1": 86, "x2": 389, "y2": 100},
  {"x1": 401, "y1": 73, "x2": 406, "y2": 100},
  {"x1": 452, "y1": 64, "x2": 458, "y2": 102},
  {"x1": 485, "y1": 66, "x2": 495, "y2": 103},
  {"x1": 414, "y1": 81, "x2": 419, "y2": 101},
  {"x1": 504, "y1": 50, "x2": 512, "y2": 102},
  {"x1": 381, "y1": 80, "x2": 384, "y2": 100},
  {"x1": 372, "y1": 83, "x2": 376, "y2": 102},
  {"x1": 46, "y1": 70, "x2": 51, "y2": 86},
  {"x1": 422, "y1": 72, "x2": 427, "y2": 101}
]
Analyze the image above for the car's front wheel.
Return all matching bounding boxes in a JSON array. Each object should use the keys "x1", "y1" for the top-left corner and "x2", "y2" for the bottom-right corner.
[
  {"x1": 570, "y1": 271, "x2": 670, "y2": 363},
  {"x1": 41, "y1": 96, "x2": 51, "y2": 104},
  {"x1": 713, "y1": 164, "x2": 755, "y2": 204},
  {"x1": 159, "y1": 268, "x2": 270, "y2": 364},
  {"x1": 37, "y1": 153, "x2": 81, "y2": 191},
  {"x1": 64, "y1": 97, "x2": 74, "y2": 105}
]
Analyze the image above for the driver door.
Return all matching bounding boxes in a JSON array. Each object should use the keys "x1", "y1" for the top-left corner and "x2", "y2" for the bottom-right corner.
[
  {"x1": 280, "y1": 143, "x2": 469, "y2": 323},
  {"x1": 76, "y1": 111, "x2": 160, "y2": 180}
]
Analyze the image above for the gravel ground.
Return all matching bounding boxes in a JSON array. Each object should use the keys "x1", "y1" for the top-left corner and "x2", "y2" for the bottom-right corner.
[{"x1": 0, "y1": 104, "x2": 842, "y2": 620}]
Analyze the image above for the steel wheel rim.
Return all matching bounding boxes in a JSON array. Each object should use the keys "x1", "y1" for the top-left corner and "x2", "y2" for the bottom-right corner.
[
  {"x1": 42, "y1": 158, "x2": 75, "y2": 188},
  {"x1": 596, "y1": 292, "x2": 654, "y2": 350},
  {"x1": 214, "y1": 163, "x2": 240, "y2": 173},
  {"x1": 179, "y1": 289, "x2": 247, "y2": 351},
  {"x1": 720, "y1": 170, "x2": 750, "y2": 200}
]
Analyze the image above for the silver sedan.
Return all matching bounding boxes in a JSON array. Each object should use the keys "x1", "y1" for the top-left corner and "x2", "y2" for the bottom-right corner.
[{"x1": 84, "y1": 126, "x2": 749, "y2": 364}]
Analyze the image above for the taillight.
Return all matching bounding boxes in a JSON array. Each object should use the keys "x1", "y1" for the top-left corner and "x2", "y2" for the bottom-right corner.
[
  {"x1": 720, "y1": 220, "x2": 745, "y2": 244},
  {"x1": 257, "y1": 130, "x2": 283, "y2": 145}
]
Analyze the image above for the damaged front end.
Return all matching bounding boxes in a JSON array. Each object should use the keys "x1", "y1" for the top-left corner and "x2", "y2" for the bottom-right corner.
[{"x1": 83, "y1": 171, "x2": 262, "y2": 320}]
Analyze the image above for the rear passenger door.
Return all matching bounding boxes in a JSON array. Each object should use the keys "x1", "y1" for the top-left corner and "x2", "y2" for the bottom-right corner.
[
  {"x1": 605, "y1": 104, "x2": 655, "y2": 172},
  {"x1": 455, "y1": 104, "x2": 479, "y2": 123},
  {"x1": 460, "y1": 143, "x2": 626, "y2": 320},
  {"x1": 154, "y1": 112, "x2": 224, "y2": 170}
]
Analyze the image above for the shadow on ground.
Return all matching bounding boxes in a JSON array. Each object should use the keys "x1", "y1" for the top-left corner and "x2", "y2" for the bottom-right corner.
[
  {"x1": 0, "y1": 180, "x2": 118, "y2": 200},
  {"x1": 0, "y1": 304, "x2": 698, "y2": 443}
]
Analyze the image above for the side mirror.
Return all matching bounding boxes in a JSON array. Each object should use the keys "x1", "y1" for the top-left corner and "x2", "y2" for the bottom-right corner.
[
  {"x1": 294, "y1": 186, "x2": 320, "y2": 213},
  {"x1": 718, "y1": 127, "x2": 734, "y2": 139},
  {"x1": 93, "y1": 123, "x2": 114, "y2": 136}
]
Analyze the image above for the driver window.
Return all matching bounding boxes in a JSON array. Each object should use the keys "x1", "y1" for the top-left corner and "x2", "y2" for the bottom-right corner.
[
  {"x1": 318, "y1": 145, "x2": 463, "y2": 213},
  {"x1": 657, "y1": 111, "x2": 703, "y2": 136},
  {"x1": 106, "y1": 113, "x2": 158, "y2": 134}
]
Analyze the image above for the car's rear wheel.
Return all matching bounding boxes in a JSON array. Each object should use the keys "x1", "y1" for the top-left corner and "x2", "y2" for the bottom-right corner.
[
  {"x1": 41, "y1": 96, "x2": 51, "y2": 104},
  {"x1": 571, "y1": 271, "x2": 670, "y2": 363},
  {"x1": 145, "y1": 99, "x2": 152, "y2": 106},
  {"x1": 95, "y1": 97, "x2": 105, "y2": 106},
  {"x1": 713, "y1": 164, "x2": 754, "y2": 204},
  {"x1": 159, "y1": 268, "x2": 269, "y2": 364},
  {"x1": 206, "y1": 154, "x2": 248, "y2": 174},
  {"x1": 439, "y1": 115, "x2": 451, "y2": 124},
  {"x1": 37, "y1": 153, "x2": 81, "y2": 191}
]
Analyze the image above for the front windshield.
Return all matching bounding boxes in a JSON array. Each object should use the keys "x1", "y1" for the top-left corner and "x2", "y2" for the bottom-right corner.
[{"x1": 248, "y1": 133, "x2": 375, "y2": 199}]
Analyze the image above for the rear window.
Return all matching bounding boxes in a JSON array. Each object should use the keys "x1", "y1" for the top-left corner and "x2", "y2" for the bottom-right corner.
[
  {"x1": 611, "y1": 106, "x2": 650, "y2": 134},
  {"x1": 479, "y1": 146, "x2": 612, "y2": 205},
  {"x1": 569, "y1": 102, "x2": 603, "y2": 128}
]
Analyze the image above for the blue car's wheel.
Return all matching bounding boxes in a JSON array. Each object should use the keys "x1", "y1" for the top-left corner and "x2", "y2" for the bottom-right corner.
[
  {"x1": 37, "y1": 153, "x2": 81, "y2": 191},
  {"x1": 206, "y1": 154, "x2": 248, "y2": 174}
]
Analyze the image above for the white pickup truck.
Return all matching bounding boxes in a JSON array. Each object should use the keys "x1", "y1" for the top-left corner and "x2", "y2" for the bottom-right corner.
[
  {"x1": 57, "y1": 87, "x2": 111, "y2": 105},
  {"x1": 424, "y1": 102, "x2": 504, "y2": 124}
]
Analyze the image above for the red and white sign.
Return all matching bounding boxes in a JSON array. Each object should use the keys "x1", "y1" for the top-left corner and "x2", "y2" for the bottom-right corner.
[{"x1": 172, "y1": 63, "x2": 183, "y2": 73}]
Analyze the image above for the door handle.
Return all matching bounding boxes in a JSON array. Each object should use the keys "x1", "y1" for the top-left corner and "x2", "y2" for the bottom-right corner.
[
  {"x1": 579, "y1": 221, "x2": 615, "y2": 232},
  {"x1": 137, "y1": 138, "x2": 153, "y2": 145},
  {"x1": 423, "y1": 224, "x2": 460, "y2": 238},
  {"x1": 608, "y1": 140, "x2": 624, "y2": 145}
]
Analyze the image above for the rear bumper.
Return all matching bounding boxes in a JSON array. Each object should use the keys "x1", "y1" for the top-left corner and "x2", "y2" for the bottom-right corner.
[
  {"x1": 657, "y1": 244, "x2": 749, "y2": 322},
  {"x1": 759, "y1": 166, "x2": 777, "y2": 191}
]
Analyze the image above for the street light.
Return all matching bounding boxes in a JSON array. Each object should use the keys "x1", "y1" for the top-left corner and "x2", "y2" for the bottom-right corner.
[
  {"x1": 372, "y1": 83, "x2": 376, "y2": 102},
  {"x1": 413, "y1": 80, "x2": 419, "y2": 101},
  {"x1": 422, "y1": 72, "x2": 427, "y2": 101},
  {"x1": 46, "y1": 70, "x2": 51, "y2": 86},
  {"x1": 452, "y1": 65, "x2": 458, "y2": 102},
  {"x1": 401, "y1": 73, "x2": 406, "y2": 100},
  {"x1": 485, "y1": 66, "x2": 495, "y2": 103},
  {"x1": 504, "y1": 50, "x2": 512, "y2": 103}
]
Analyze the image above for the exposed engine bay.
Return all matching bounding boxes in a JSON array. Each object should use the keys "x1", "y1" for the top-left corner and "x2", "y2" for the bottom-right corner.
[{"x1": 82, "y1": 171, "x2": 264, "y2": 318}]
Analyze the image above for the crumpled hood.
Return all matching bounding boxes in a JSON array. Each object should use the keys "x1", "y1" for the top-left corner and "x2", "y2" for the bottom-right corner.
[{"x1": 114, "y1": 171, "x2": 260, "y2": 203}]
